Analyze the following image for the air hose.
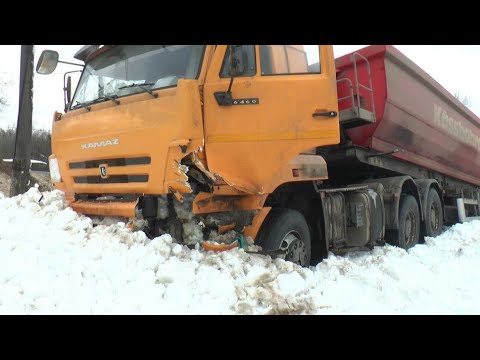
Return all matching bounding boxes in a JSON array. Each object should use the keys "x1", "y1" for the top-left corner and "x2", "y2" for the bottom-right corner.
[{"x1": 202, "y1": 233, "x2": 248, "y2": 252}]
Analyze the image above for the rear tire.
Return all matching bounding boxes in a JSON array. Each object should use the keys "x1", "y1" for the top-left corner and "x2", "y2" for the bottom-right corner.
[
  {"x1": 255, "y1": 208, "x2": 311, "y2": 266},
  {"x1": 386, "y1": 195, "x2": 420, "y2": 250},
  {"x1": 424, "y1": 188, "x2": 443, "y2": 238},
  {"x1": 398, "y1": 195, "x2": 420, "y2": 249}
]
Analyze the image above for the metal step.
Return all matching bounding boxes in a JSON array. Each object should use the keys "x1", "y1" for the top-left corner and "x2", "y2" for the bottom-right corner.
[
  {"x1": 336, "y1": 51, "x2": 377, "y2": 130},
  {"x1": 457, "y1": 198, "x2": 480, "y2": 223},
  {"x1": 340, "y1": 108, "x2": 375, "y2": 129}
]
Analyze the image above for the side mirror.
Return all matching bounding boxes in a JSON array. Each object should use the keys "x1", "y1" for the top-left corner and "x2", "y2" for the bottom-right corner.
[
  {"x1": 229, "y1": 45, "x2": 249, "y2": 77},
  {"x1": 36, "y1": 50, "x2": 59, "y2": 75},
  {"x1": 215, "y1": 45, "x2": 252, "y2": 107}
]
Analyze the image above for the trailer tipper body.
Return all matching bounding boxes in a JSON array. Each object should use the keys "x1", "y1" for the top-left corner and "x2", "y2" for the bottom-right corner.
[
  {"x1": 37, "y1": 45, "x2": 480, "y2": 266},
  {"x1": 334, "y1": 45, "x2": 480, "y2": 187}
]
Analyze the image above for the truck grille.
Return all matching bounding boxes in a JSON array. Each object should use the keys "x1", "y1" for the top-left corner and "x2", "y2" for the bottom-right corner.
[
  {"x1": 69, "y1": 156, "x2": 151, "y2": 169},
  {"x1": 74, "y1": 175, "x2": 149, "y2": 184}
]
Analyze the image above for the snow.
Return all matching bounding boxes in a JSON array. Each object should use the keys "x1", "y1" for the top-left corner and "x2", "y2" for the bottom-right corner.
[{"x1": 1, "y1": 186, "x2": 480, "y2": 314}]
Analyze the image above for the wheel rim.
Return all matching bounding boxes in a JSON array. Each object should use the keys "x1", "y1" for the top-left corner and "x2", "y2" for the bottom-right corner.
[
  {"x1": 280, "y1": 231, "x2": 307, "y2": 266},
  {"x1": 430, "y1": 202, "x2": 440, "y2": 232},
  {"x1": 404, "y1": 210, "x2": 417, "y2": 247}
]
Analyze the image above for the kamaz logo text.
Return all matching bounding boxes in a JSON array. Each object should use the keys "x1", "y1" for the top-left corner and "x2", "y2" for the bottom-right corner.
[{"x1": 81, "y1": 139, "x2": 119, "y2": 150}]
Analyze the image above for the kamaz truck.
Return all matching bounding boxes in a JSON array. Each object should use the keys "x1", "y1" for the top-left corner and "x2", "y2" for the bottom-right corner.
[{"x1": 36, "y1": 45, "x2": 480, "y2": 266}]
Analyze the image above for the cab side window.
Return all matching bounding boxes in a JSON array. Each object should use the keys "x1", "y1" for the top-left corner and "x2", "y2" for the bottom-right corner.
[
  {"x1": 220, "y1": 45, "x2": 256, "y2": 78},
  {"x1": 260, "y1": 45, "x2": 320, "y2": 75}
]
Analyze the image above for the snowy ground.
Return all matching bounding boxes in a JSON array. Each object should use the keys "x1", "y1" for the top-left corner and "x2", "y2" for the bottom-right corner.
[{"x1": 1, "y1": 186, "x2": 480, "y2": 315}]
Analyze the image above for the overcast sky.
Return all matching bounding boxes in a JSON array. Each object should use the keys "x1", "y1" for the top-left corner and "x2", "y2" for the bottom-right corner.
[{"x1": 0, "y1": 45, "x2": 479, "y2": 130}]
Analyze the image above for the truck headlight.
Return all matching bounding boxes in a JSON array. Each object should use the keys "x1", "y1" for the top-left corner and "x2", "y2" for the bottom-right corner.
[{"x1": 49, "y1": 158, "x2": 62, "y2": 183}]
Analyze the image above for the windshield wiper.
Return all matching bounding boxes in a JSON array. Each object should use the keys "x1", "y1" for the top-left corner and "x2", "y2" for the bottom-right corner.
[
  {"x1": 96, "y1": 95, "x2": 120, "y2": 105},
  {"x1": 72, "y1": 95, "x2": 120, "y2": 111},
  {"x1": 118, "y1": 82, "x2": 157, "y2": 98},
  {"x1": 71, "y1": 82, "x2": 157, "y2": 111}
]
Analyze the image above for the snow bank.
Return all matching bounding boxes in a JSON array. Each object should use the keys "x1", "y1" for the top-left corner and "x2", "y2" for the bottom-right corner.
[{"x1": 1, "y1": 187, "x2": 480, "y2": 314}]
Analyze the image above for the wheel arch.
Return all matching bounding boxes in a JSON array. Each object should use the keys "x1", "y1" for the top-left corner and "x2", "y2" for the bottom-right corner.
[
  {"x1": 374, "y1": 176, "x2": 422, "y2": 230},
  {"x1": 265, "y1": 181, "x2": 328, "y2": 264},
  {"x1": 255, "y1": 207, "x2": 312, "y2": 266},
  {"x1": 413, "y1": 179, "x2": 444, "y2": 221}
]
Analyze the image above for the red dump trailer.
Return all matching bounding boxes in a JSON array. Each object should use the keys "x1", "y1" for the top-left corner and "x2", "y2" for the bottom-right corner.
[
  {"x1": 310, "y1": 45, "x2": 480, "y2": 257},
  {"x1": 334, "y1": 45, "x2": 480, "y2": 188}
]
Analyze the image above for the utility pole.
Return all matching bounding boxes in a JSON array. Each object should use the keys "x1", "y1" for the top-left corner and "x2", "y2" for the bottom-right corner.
[{"x1": 10, "y1": 45, "x2": 34, "y2": 197}]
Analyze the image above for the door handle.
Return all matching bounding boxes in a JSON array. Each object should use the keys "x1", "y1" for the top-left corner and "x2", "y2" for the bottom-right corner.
[{"x1": 312, "y1": 111, "x2": 337, "y2": 118}]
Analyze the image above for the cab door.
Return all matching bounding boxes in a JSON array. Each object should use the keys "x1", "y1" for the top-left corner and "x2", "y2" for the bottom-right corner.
[{"x1": 203, "y1": 45, "x2": 339, "y2": 194}]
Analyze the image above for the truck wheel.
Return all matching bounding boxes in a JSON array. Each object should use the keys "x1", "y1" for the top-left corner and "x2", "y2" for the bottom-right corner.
[
  {"x1": 255, "y1": 208, "x2": 311, "y2": 267},
  {"x1": 397, "y1": 195, "x2": 420, "y2": 250},
  {"x1": 424, "y1": 188, "x2": 443, "y2": 238}
]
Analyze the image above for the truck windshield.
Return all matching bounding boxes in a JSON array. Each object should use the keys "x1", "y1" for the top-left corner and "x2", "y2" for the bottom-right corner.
[{"x1": 70, "y1": 45, "x2": 205, "y2": 109}]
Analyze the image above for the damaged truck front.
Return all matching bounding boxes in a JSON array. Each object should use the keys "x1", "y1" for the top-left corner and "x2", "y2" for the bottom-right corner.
[{"x1": 38, "y1": 45, "x2": 335, "y2": 265}]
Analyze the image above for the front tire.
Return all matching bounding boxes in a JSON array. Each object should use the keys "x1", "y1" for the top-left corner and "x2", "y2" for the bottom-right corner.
[{"x1": 255, "y1": 208, "x2": 311, "y2": 266}]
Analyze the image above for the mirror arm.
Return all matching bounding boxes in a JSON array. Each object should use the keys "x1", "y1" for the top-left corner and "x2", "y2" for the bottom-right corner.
[
  {"x1": 63, "y1": 70, "x2": 82, "y2": 112},
  {"x1": 58, "y1": 60, "x2": 84, "y2": 67},
  {"x1": 63, "y1": 72, "x2": 68, "y2": 111},
  {"x1": 214, "y1": 45, "x2": 240, "y2": 107},
  {"x1": 217, "y1": 46, "x2": 236, "y2": 106},
  {"x1": 226, "y1": 75, "x2": 234, "y2": 95},
  {"x1": 214, "y1": 76, "x2": 235, "y2": 106}
]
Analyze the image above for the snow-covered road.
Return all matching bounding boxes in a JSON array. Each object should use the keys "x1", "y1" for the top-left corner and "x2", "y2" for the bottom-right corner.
[{"x1": 1, "y1": 186, "x2": 479, "y2": 314}]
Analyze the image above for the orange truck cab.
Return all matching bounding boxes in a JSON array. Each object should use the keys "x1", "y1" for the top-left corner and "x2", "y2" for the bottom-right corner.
[{"x1": 37, "y1": 45, "x2": 480, "y2": 266}]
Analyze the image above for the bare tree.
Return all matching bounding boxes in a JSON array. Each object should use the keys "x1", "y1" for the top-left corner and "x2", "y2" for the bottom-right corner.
[
  {"x1": 0, "y1": 80, "x2": 9, "y2": 110},
  {"x1": 454, "y1": 91, "x2": 471, "y2": 108},
  {"x1": 0, "y1": 128, "x2": 51, "y2": 161}
]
